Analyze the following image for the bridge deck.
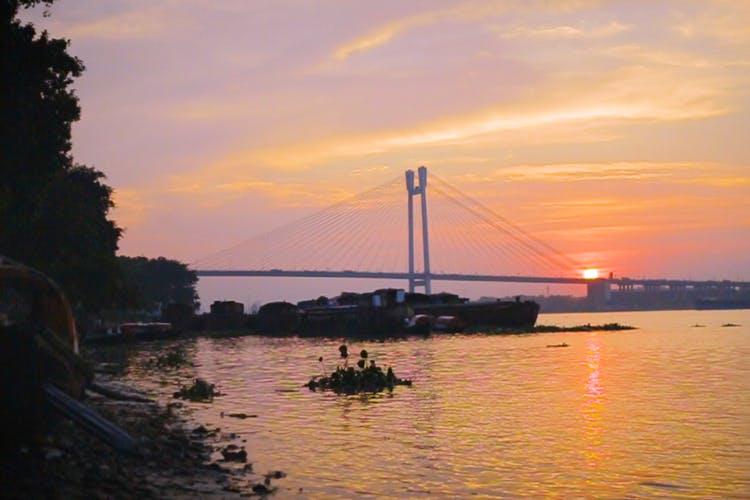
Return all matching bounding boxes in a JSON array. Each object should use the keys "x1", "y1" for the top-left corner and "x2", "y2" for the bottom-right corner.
[{"x1": 195, "y1": 270, "x2": 750, "y2": 289}]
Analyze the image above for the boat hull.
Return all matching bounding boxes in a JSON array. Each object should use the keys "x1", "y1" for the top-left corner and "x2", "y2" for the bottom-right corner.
[
  {"x1": 298, "y1": 303, "x2": 414, "y2": 338},
  {"x1": 84, "y1": 322, "x2": 180, "y2": 344},
  {"x1": 413, "y1": 300, "x2": 540, "y2": 330}
]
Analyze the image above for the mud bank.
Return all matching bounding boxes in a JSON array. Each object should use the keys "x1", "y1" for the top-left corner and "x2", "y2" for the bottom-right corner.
[{"x1": 0, "y1": 373, "x2": 281, "y2": 498}]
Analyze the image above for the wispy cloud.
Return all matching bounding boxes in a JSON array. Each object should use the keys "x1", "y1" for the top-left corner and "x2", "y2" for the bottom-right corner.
[
  {"x1": 333, "y1": 21, "x2": 409, "y2": 61},
  {"x1": 164, "y1": 171, "x2": 360, "y2": 210},
  {"x1": 60, "y1": 6, "x2": 179, "y2": 40},
  {"x1": 495, "y1": 161, "x2": 750, "y2": 185},
  {"x1": 674, "y1": 1, "x2": 750, "y2": 44},
  {"x1": 498, "y1": 162, "x2": 681, "y2": 182},
  {"x1": 603, "y1": 44, "x2": 750, "y2": 69},
  {"x1": 351, "y1": 165, "x2": 393, "y2": 175},
  {"x1": 111, "y1": 188, "x2": 152, "y2": 230},
  {"x1": 499, "y1": 21, "x2": 630, "y2": 40},
  {"x1": 331, "y1": 1, "x2": 518, "y2": 61},
  {"x1": 268, "y1": 66, "x2": 727, "y2": 163},
  {"x1": 329, "y1": 0, "x2": 606, "y2": 62},
  {"x1": 153, "y1": 59, "x2": 733, "y2": 203}
]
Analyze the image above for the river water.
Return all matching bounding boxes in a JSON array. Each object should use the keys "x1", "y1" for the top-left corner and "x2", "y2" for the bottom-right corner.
[{"x1": 115, "y1": 309, "x2": 750, "y2": 498}]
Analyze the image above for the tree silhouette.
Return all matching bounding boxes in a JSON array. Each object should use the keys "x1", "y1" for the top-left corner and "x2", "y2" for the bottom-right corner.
[
  {"x1": 1, "y1": 0, "x2": 122, "y2": 312},
  {"x1": 118, "y1": 256, "x2": 200, "y2": 312}
]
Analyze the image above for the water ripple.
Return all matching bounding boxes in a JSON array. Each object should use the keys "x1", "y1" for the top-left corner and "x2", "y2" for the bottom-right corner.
[{"x1": 117, "y1": 310, "x2": 750, "y2": 498}]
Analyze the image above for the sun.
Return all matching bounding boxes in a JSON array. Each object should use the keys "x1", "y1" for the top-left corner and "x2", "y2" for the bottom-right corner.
[{"x1": 583, "y1": 268, "x2": 599, "y2": 279}]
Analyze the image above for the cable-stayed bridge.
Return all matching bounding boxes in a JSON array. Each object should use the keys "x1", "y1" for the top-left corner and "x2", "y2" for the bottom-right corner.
[{"x1": 194, "y1": 167, "x2": 749, "y2": 299}]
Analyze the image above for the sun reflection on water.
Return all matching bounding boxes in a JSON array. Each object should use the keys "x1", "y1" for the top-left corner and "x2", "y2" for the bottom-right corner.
[{"x1": 582, "y1": 332, "x2": 605, "y2": 469}]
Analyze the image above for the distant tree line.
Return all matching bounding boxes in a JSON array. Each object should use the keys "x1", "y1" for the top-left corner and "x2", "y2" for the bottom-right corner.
[{"x1": 1, "y1": 1, "x2": 199, "y2": 316}]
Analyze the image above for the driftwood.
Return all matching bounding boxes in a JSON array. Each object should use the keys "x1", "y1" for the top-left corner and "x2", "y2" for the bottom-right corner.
[
  {"x1": 44, "y1": 383, "x2": 138, "y2": 455},
  {"x1": 87, "y1": 382, "x2": 154, "y2": 403}
]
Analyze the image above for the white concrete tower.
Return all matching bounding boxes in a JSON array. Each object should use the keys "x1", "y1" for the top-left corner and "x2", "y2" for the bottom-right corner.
[{"x1": 405, "y1": 166, "x2": 431, "y2": 294}]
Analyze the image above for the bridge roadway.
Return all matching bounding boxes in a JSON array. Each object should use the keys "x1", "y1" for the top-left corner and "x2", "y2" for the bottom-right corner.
[{"x1": 195, "y1": 270, "x2": 750, "y2": 290}]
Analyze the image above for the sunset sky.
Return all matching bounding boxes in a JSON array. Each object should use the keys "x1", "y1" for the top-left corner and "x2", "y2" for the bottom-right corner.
[{"x1": 23, "y1": 1, "x2": 750, "y2": 306}]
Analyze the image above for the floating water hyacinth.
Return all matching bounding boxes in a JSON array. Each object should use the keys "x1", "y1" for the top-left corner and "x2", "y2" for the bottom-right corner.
[
  {"x1": 173, "y1": 378, "x2": 222, "y2": 402},
  {"x1": 307, "y1": 345, "x2": 412, "y2": 394}
]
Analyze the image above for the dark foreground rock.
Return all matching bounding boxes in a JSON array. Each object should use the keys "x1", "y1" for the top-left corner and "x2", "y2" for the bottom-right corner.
[{"x1": 0, "y1": 385, "x2": 251, "y2": 498}]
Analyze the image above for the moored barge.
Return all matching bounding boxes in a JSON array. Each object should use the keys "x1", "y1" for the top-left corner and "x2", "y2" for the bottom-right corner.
[{"x1": 255, "y1": 288, "x2": 539, "y2": 337}]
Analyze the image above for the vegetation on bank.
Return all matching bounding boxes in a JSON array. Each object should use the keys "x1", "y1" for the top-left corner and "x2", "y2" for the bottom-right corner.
[
  {"x1": 307, "y1": 345, "x2": 412, "y2": 394},
  {"x1": 1, "y1": 1, "x2": 199, "y2": 319},
  {"x1": 1, "y1": 0, "x2": 121, "y2": 313},
  {"x1": 172, "y1": 321, "x2": 637, "y2": 340},
  {"x1": 117, "y1": 256, "x2": 200, "y2": 312},
  {"x1": 464, "y1": 322, "x2": 636, "y2": 334},
  {"x1": 147, "y1": 347, "x2": 192, "y2": 369}
]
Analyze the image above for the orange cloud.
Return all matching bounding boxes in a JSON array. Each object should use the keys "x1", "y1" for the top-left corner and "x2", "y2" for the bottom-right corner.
[
  {"x1": 499, "y1": 21, "x2": 630, "y2": 39},
  {"x1": 111, "y1": 188, "x2": 152, "y2": 231}
]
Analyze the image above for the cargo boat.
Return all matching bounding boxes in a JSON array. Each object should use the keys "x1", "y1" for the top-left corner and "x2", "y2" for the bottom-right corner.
[
  {"x1": 255, "y1": 289, "x2": 539, "y2": 337},
  {"x1": 256, "y1": 289, "x2": 417, "y2": 337}
]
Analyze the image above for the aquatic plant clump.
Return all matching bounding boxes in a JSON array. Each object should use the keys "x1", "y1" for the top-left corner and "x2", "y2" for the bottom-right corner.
[
  {"x1": 531, "y1": 323, "x2": 636, "y2": 333},
  {"x1": 466, "y1": 322, "x2": 636, "y2": 334},
  {"x1": 307, "y1": 346, "x2": 412, "y2": 394},
  {"x1": 149, "y1": 347, "x2": 192, "y2": 369},
  {"x1": 173, "y1": 378, "x2": 222, "y2": 402}
]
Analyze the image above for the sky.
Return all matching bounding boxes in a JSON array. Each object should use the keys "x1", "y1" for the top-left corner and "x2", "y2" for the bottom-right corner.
[{"x1": 22, "y1": 0, "x2": 750, "y2": 308}]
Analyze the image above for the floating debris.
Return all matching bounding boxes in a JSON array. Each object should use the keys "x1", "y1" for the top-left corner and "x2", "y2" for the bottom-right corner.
[
  {"x1": 265, "y1": 470, "x2": 286, "y2": 481},
  {"x1": 721, "y1": 323, "x2": 741, "y2": 327},
  {"x1": 640, "y1": 481, "x2": 685, "y2": 490},
  {"x1": 191, "y1": 425, "x2": 220, "y2": 437},
  {"x1": 546, "y1": 343, "x2": 569, "y2": 348},
  {"x1": 691, "y1": 324, "x2": 706, "y2": 328},
  {"x1": 226, "y1": 413, "x2": 257, "y2": 419},
  {"x1": 219, "y1": 444, "x2": 247, "y2": 463},
  {"x1": 307, "y1": 345, "x2": 412, "y2": 394},
  {"x1": 173, "y1": 379, "x2": 222, "y2": 403},
  {"x1": 252, "y1": 483, "x2": 274, "y2": 495}
]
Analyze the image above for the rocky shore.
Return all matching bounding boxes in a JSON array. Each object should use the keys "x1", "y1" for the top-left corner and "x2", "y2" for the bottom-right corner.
[{"x1": 0, "y1": 372, "x2": 280, "y2": 498}]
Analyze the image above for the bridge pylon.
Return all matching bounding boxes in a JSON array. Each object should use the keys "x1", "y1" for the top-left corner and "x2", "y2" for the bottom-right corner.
[{"x1": 406, "y1": 166, "x2": 431, "y2": 294}]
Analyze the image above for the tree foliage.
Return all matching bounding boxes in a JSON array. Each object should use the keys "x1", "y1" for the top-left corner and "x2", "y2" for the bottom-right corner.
[
  {"x1": 118, "y1": 256, "x2": 200, "y2": 311},
  {"x1": 1, "y1": 0, "x2": 122, "y2": 311}
]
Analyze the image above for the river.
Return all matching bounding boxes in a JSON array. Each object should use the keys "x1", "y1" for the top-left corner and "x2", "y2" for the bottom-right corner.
[{"x1": 113, "y1": 309, "x2": 750, "y2": 498}]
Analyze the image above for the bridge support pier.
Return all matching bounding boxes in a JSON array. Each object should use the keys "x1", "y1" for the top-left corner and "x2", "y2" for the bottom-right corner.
[
  {"x1": 586, "y1": 279, "x2": 611, "y2": 309},
  {"x1": 406, "y1": 166, "x2": 431, "y2": 294}
]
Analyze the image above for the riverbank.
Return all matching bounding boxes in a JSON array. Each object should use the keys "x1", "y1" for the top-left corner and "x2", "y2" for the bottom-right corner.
[{"x1": 0, "y1": 372, "x2": 277, "y2": 498}]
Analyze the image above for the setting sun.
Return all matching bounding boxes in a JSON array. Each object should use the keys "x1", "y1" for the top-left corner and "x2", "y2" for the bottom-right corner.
[{"x1": 583, "y1": 269, "x2": 599, "y2": 279}]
